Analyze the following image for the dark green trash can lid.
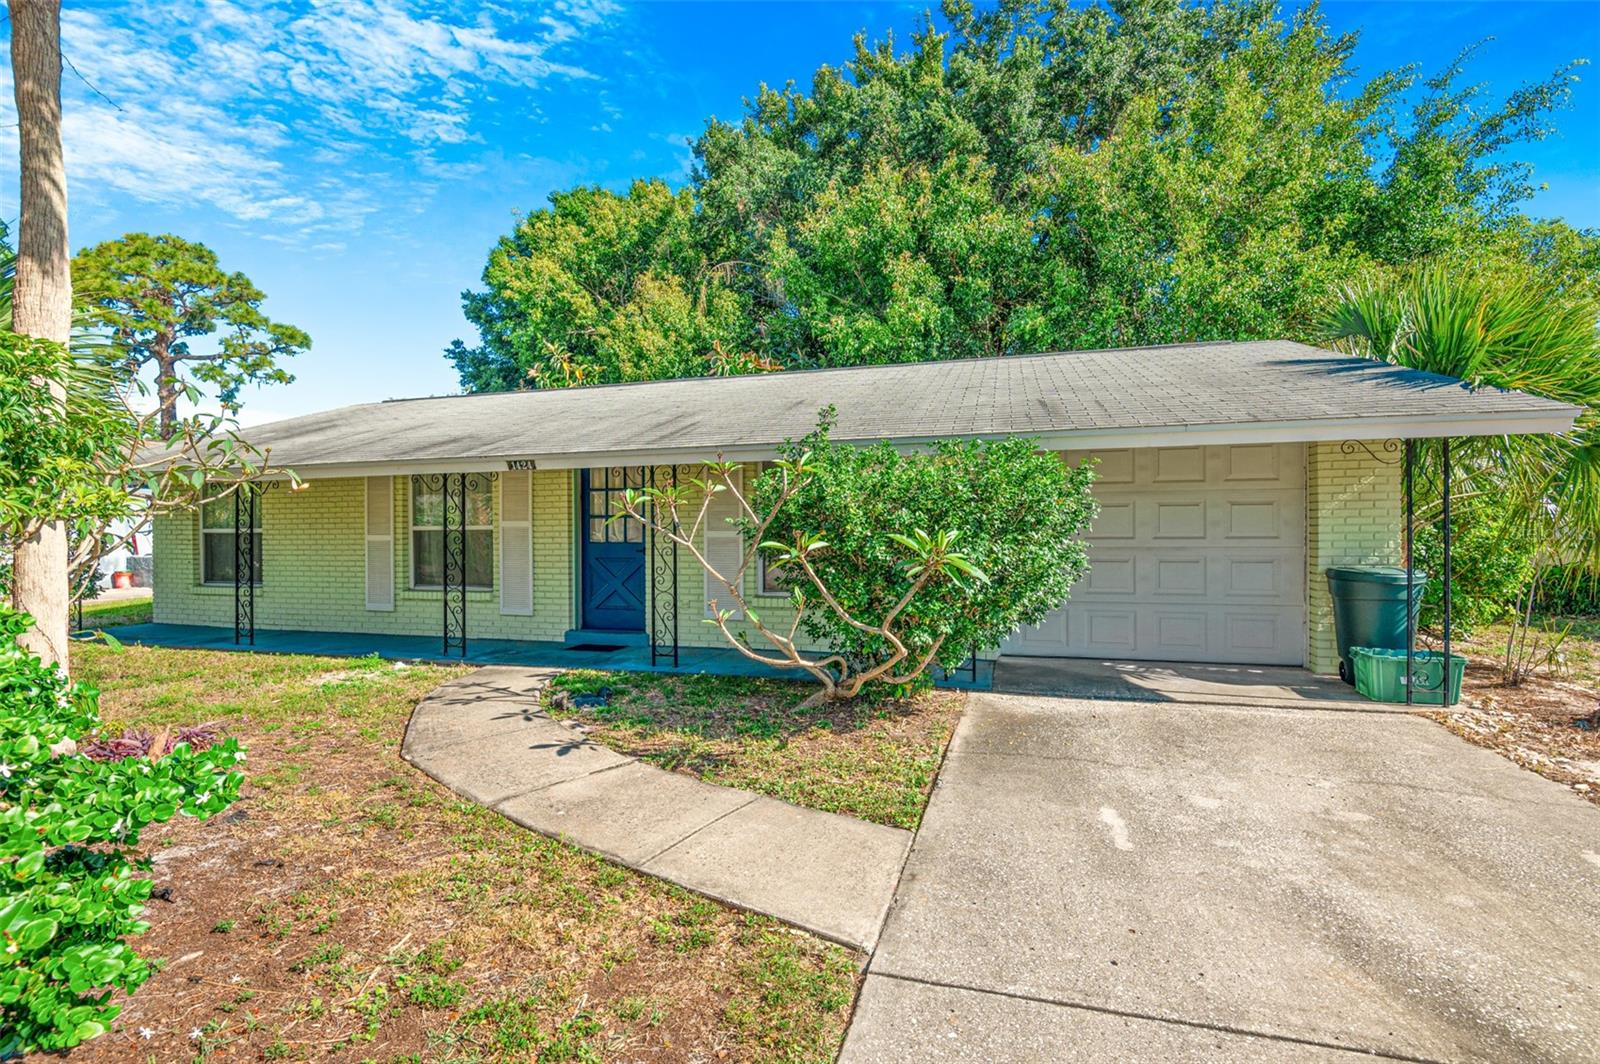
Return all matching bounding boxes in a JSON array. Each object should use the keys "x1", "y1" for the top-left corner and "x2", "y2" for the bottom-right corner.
[{"x1": 1325, "y1": 565, "x2": 1421, "y2": 584}]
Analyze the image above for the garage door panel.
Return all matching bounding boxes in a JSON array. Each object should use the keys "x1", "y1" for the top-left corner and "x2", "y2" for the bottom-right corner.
[
  {"x1": 1079, "y1": 554, "x2": 1136, "y2": 595},
  {"x1": 1152, "y1": 556, "x2": 1207, "y2": 596},
  {"x1": 1004, "y1": 444, "x2": 1306, "y2": 666},
  {"x1": 1153, "y1": 447, "x2": 1206, "y2": 483},
  {"x1": 1218, "y1": 552, "x2": 1303, "y2": 602},
  {"x1": 1153, "y1": 500, "x2": 1207, "y2": 539},
  {"x1": 1082, "y1": 609, "x2": 1138, "y2": 655}
]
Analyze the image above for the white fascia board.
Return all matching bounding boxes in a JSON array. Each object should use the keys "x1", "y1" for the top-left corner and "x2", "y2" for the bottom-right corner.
[{"x1": 255, "y1": 406, "x2": 1580, "y2": 479}]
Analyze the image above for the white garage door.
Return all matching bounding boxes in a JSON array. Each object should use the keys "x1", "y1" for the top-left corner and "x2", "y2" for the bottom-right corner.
[{"x1": 1004, "y1": 444, "x2": 1306, "y2": 665}]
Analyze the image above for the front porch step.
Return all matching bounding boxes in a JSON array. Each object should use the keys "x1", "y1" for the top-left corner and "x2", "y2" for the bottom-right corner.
[{"x1": 563, "y1": 628, "x2": 648, "y2": 648}]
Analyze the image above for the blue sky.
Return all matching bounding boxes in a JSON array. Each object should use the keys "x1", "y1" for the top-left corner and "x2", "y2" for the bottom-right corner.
[{"x1": 2, "y1": 1, "x2": 1596, "y2": 425}]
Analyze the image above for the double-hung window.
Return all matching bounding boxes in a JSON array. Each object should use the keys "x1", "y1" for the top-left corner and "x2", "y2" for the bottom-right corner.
[
  {"x1": 410, "y1": 476, "x2": 493, "y2": 589},
  {"x1": 200, "y1": 484, "x2": 262, "y2": 585}
]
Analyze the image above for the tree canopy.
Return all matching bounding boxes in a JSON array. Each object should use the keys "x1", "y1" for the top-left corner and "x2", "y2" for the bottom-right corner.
[
  {"x1": 449, "y1": 0, "x2": 1594, "y2": 390},
  {"x1": 72, "y1": 233, "x2": 310, "y2": 438}
]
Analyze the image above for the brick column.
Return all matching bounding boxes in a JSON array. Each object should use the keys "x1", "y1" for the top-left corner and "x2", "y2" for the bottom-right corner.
[{"x1": 1305, "y1": 441, "x2": 1403, "y2": 674}]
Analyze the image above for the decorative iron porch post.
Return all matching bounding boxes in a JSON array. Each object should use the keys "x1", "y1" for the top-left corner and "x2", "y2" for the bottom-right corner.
[
  {"x1": 1441, "y1": 438, "x2": 1454, "y2": 706},
  {"x1": 648, "y1": 464, "x2": 680, "y2": 668},
  {"x1": 1404, "y1": 440, "x2": 1414, "y2": 706},
  {"x1": 441, "y1": 472, "x2": 468, "y2": 657},
  {"x1": 233, "y1": 483, "x2": 257, "y2": 646}
]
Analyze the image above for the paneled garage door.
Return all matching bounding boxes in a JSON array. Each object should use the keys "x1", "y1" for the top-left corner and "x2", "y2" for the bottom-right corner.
[{"x1": 1003, "y1": 444, "x2": 1306, "y2": 665}]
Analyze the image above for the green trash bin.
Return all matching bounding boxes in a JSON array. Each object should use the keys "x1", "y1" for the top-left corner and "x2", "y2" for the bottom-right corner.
[{"x1": 1324, "y1": 566, "x2": 1426, "y2": 683}]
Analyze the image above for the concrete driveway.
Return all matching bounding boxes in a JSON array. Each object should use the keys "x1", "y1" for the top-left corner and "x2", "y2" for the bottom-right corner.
[{"x1": 842, "y1": 668, "x2": 1600, "y2": 1063}]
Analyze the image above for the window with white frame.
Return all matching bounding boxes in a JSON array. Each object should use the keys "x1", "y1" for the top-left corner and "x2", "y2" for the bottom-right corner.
[
  {"x1": 200, "y1": 484, "x2": 262, "y2": 585},
  {"x1": 410, "y1": 476, "x2": 493, "y2": 589}
]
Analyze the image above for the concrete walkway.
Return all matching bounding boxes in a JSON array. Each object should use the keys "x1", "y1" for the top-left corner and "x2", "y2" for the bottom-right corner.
[
  {"x1": 843, "y1": 688, "x2": 1600, "y2": 1063},
  {"x1": 400, "y1": 667, "x2": 912, "y2": 951}
]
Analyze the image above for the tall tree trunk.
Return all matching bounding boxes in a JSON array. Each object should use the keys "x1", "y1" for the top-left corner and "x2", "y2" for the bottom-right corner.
[
  {"x1": 156, "y1": 352, "x2": 177, "y2": 439},
  {"x1": 9, "y1": 0, "x2": 72, "y2": 671}
]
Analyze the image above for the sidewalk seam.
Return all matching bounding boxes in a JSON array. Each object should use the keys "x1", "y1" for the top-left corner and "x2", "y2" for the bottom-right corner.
[
  {"x1": 862, "y1": 970, "x2": 1448, "y2": 1064},
  {"x1": 635, "y1": 793, "x2": 761, "y2": 867}
]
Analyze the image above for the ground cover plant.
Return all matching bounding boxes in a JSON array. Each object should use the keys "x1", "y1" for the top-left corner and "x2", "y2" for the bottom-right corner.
[
  {"x1": 0, "y1": 609, "x2": 243, "y2": 1055},
  {"x1": 544, "y1": 669, "x2": 964, "y2": 830},
  {"x1": 63, "y1": 643, "x2": 859, "y2": 1062}
]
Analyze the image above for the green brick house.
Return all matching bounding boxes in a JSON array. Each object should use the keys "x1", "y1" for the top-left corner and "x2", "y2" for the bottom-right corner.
[{"x1": 149, "y1": 341, "x2": 1578, "y2": 676}]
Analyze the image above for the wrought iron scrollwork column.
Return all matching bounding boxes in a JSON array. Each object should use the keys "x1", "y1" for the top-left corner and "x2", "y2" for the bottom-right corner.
[
  {"x1": 648, "y1": 464, "x2": 679, "y2": 668},
  {"x1": 441, "y1": 473, "x2": 467, "y2": 656},
  {"x1": 233, "y1": 482, "x2": 258, "y2": 646}
]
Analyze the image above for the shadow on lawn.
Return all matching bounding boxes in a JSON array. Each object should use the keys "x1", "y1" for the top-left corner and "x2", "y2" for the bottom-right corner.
[{"x1": 542, "y1": 668, "x2": 931, "y2": 745}]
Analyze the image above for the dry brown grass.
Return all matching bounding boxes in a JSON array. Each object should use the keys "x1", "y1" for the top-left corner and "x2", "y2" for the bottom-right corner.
[{"x1": 66, "y1": 644, "x2": 859, "y2": 1062}]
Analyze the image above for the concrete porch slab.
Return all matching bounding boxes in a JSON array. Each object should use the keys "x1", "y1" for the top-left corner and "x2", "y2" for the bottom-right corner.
[{"x1": 98, "y1": 621, "x2": 995, "y2": 690}]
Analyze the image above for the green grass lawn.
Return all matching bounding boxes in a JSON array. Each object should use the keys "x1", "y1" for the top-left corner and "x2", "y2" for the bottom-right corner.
[
  {"x1": 69, "y1": 643, "x2": 859, "y2": 1063},
  {"x1": 543, "y1": 669, "x2": 965, "y2": 830},
  {"x1": 75, "y1": 594, "x2": 154, "y2": 629}
]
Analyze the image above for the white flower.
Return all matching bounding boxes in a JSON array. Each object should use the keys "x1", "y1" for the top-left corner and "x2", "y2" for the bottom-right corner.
[
  {"x1": 189, "y1": 1028, "x2": 203, "y2": 1041},
  {"x1": 0, "y1": 764, "x2": 12, "y2": 778},
  {"x1": 139, "y1": 1027, "x2": 155, "y2": 1040},
  {"x1": 48, "y1": 737, "x2": 76, "y2": 758}
]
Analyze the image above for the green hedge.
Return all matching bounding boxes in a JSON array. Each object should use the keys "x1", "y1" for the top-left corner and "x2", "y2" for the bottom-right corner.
[{"x1": 1534, "y1": 567, "x2": 1600, "y2": 616}]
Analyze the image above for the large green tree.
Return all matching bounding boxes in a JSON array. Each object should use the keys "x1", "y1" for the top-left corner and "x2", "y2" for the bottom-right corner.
[
  {"x1": 447, "y1": 180, "x2": 750, "y2": 391},
  {"x1": 452, "y1": 0, "x2": 1593, "y2": 390},
  {"x1": 72, "y1": 233, "x2": 310, "y2": 438}
]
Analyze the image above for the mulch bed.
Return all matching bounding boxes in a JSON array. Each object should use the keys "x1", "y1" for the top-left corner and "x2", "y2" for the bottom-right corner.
[{"x1": 1426, "y1": 649, "x2": 1600, "y2": 808}]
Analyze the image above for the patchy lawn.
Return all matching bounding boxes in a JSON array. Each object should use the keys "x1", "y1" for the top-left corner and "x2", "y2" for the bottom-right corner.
[
  {"x1": 542, "y1": 670, "x2": 964, "y2": 830},
  {"x1": 1425, "y1": 615, "x2": 1600, "y2": 807},
  {"x1": 67, "y1": 644, "x2": 859, "y2": 1062}
]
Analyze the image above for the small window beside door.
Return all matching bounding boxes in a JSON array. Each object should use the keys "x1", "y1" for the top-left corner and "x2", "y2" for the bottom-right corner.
[
  {"x1": 410, "y1": 476, "x2": 493, "y2": 589},
  {"x1": 200, "y1": 484, "x2": 262, "y2": 585},
  {"x1": 586, "y1": 467, "x2": 644, "y2": 543}
]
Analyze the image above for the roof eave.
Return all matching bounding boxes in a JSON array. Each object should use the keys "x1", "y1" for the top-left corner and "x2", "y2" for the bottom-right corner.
[{"x1": 252, "y1": 405, "x2": 1580, "y2": 481}]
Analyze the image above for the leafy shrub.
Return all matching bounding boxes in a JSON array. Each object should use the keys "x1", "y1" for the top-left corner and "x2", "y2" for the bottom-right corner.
[
  {"x1": 1533, "y1": 566, "x2": 1600, "y2": 616},
  {"x1": 0, "y1": 607, "x2": 245, "y2": 1053},
  {"x1": 752, "y1": 424, "x2": 1097, "y2": 673},
  {"x1": 1411, "y1": 497, "x2": 1539, "y2": 633}
]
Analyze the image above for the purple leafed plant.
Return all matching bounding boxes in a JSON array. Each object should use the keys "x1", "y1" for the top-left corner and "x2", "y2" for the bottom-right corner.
[{"x1": 80, "y1": 722, "x2": 226, "y2": 762}]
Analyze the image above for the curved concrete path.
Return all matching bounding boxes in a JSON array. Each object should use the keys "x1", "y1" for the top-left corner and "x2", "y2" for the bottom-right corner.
[{"x1": 401, "y1": 667, "x2": 912, "y2": 951}]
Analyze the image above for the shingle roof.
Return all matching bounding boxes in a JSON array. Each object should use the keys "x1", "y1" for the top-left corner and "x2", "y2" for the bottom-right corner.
[{"x1": 242, "y1": 340, "x2": 1580, "y2": 475}]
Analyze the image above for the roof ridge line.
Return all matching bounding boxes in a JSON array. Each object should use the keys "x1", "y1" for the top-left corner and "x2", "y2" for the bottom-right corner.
[{"x1": 377, "y1": 340, "x2": 1251, "y2": 405}]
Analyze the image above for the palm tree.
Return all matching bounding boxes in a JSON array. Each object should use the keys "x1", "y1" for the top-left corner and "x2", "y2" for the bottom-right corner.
[{"x1": 1322, "y1": 266, "x2": 1600, "y2": 680}]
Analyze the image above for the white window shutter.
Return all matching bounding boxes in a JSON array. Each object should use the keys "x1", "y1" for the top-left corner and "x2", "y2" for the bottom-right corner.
[
  {"x1": 364, "y1": 476, "x2": 394, "y2": 611},
  {"x1": 703, "y1": 465, "x2": 745, "y2": 620},
  {"x1": 500, "y1": 470, "x2": 534, "y2": 615}
]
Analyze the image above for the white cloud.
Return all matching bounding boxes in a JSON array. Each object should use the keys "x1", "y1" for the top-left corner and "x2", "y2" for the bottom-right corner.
[{"x1": 0, "y1": 0, "x2": 620, "y2": 240}]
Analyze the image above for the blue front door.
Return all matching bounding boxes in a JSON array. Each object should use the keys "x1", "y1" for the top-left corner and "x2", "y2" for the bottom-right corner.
[{"x1": 581, "y1": 467, "x2": 646, "y2": 631}]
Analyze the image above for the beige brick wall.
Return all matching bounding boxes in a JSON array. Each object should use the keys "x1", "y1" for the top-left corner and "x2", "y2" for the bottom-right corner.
[
  {"x1": 153, "y1": 446, "x2": 1400, "y2": 675},
  {"x1": 154, "y1": 472, "x2": 574, "y2": 641},
  {"x1": 1304, "y1": 440, "x2": 1403, "y2": 674}
]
